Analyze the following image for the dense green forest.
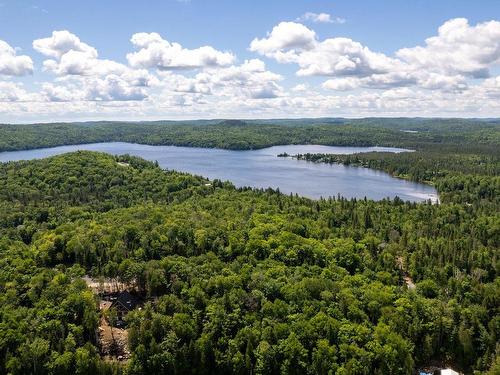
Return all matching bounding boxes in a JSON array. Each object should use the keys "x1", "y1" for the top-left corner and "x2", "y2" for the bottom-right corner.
[
  {"x1": 1, "y1": 118, "x2": 499, "y2": 152},
  {"x1": 287, "y1": 151, "x2": 499, "y2": 207},
  {"x1": 0, "y1": 143, "x2": 498, "y2": 374}
]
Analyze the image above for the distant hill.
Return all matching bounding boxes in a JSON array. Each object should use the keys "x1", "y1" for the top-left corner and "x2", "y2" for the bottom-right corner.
[{"x1": 1, "y1": 118, "x2": 499, "y2": 153}]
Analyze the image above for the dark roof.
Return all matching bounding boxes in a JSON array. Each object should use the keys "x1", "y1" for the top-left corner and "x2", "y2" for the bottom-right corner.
[{"x1": 111, "y1": 291, "x2": 140, "y2": 311}]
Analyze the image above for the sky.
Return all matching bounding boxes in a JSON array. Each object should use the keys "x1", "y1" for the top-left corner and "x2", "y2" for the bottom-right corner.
[{"x1": 0, "y1": 0, "x2": 499, "y2": 123}]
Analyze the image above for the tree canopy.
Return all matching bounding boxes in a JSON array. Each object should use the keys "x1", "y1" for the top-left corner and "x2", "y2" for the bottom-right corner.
[{"x1": 0, "y1": 119, "x2": 498, "y2": 374}]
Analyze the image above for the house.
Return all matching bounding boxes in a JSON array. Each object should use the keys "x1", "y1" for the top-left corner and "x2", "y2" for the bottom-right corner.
[{"x1": 110, "y1": 291, "x2": 141, "y2": 323}]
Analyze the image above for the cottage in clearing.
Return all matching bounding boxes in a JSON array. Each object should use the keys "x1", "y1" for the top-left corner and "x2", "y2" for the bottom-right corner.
[{"x1": 110, "y1": 291, "x2": 141, "y2": 323}]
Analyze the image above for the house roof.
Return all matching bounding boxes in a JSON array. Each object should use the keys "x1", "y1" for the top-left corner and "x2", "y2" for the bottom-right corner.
[{"x1": 111, "y1": 291, "x2": 140, "y2": 311}]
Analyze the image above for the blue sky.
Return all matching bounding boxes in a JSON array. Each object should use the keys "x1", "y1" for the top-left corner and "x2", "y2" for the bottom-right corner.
[{"x1": 0, "y1": 0, "x2": 499, "y2": 122}]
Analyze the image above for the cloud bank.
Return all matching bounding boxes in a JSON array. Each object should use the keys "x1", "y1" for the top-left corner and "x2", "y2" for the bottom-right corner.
[{"x1": 0, "y1": 17, "x2": 499, "y2": 121}]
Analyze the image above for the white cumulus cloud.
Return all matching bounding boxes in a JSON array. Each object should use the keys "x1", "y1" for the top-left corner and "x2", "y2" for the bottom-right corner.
[
  {"x1": 396, "y1": 18, "x2": 500, "y2": 78},
  {"x1": 33, "y1": 30, "x2": 157, "y2": 102},
  {"x1": 0, "y1": 81, "x2": 39, "y2": 102},
  {"x1": 33, "y1": 30, "x2": 97, "y2": 60},
  {"x1": 158, "y1": 59, "x2": 283, "y2": 100},
  {"x1": 0, "y1": 40, "x2": 33, "y2": 76},
  {"x1": 250, "y1": 22, "x2": 398, "y2": 77},
  {"x1": 253, "y1": 18, "x2": 500, "y2": 94},
  {"x1": 127, "y1": 32, "x2": 235, "y2": 70},
  {"x1": 250, "y1": 22, "x2": 317, "y2": 57},
  {"x1": 298, "y1": 12, "x2": 346, "y2": 24}
]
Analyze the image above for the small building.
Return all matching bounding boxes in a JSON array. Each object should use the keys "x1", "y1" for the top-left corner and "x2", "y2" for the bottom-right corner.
[{"x1": 110, "y1": 291, "x2": 141, "y2": 323}]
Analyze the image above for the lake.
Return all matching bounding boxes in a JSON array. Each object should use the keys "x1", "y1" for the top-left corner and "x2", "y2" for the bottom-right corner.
[{"x1": 0, "y1": 143, "x2": 439, "y2": 203}]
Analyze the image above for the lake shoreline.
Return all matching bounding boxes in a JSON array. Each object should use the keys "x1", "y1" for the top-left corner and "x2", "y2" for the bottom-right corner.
[
  {"x1": 279, "y1": 153, "x2": 439, "y2": 193},
  {"x1": 0, "y1": 142, "x2": 438, "y2": 203}
]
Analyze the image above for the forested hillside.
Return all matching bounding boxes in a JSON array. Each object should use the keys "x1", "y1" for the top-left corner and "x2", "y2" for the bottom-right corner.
[
  {"x1": 1, "y1": 118, "x2": 499, "y2": 152},
  {"x1": 288, "y1": 150, "x2": 499, "y2": 207},
  {"x1": 0, "y1": 151, "x2": 498, "y2": 374}
]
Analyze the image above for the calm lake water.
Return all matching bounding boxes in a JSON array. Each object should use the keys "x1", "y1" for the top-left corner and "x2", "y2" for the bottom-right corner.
[{"x1": 0, "y1": 143, "x2": 438, "y2": 203}]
